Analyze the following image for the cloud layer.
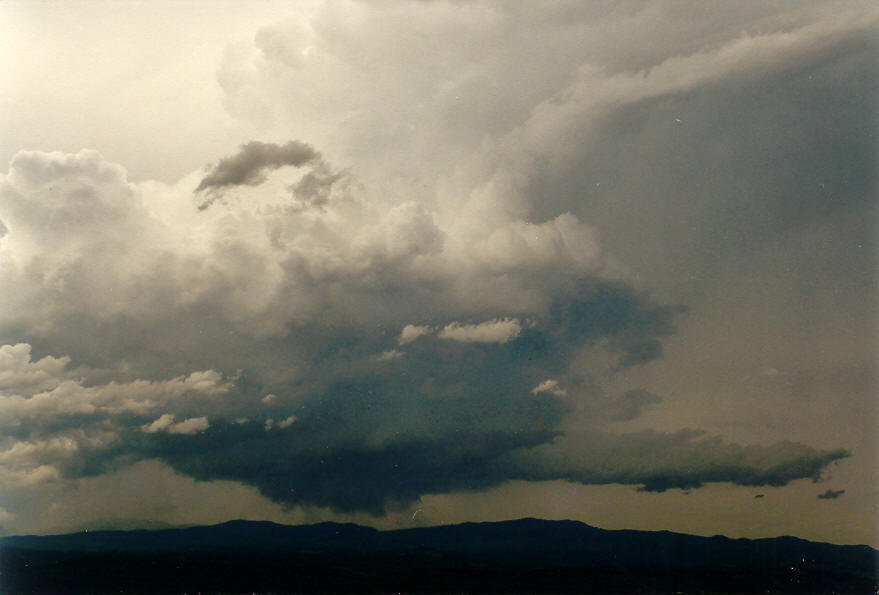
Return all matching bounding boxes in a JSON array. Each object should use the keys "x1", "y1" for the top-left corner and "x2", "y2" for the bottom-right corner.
[
  {"x1": 1, "y1": 1, "x2": 872, "y2": 528},
  {"x1": 0, "y1": 138, "x2": 849, "y2": 514}
]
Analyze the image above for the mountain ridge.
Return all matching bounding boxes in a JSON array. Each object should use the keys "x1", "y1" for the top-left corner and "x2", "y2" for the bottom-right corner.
[
  {"x1": 2, "y1": 516, "x2": 874, "y2": 550},
  {"x1": 2, "y1": 518, "x2": 876, "y2": 593}
]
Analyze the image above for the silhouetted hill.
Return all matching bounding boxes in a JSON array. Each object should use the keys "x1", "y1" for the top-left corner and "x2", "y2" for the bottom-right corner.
[
  {"x1": 1, "y1": 519, "x2": 379, "y2": 553},
  {"x1": 1, "y1": 518, "x2": 876, "y2": 593}
]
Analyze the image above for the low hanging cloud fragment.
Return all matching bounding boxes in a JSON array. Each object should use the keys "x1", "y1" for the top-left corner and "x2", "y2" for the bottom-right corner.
[
  {"x1": 195, "y1": 140, "x2": 320, "y2": 207},
  {"x1": 817, "y1": 489, "x2": 845, "y2": 500},
  {"x1": 142, "y1": 415, "x2": 210, "y2": 435},
  {"x1": 438, "y1": 318, "x2": 523, "y2": 344},
  {"x1": 531, "y1": 379, "x2": 567, "y2": 397},
  {"x1": 505, "y1": 431, "x2": 851, "y2": 496},
  {"x1": 398, "y1": 325, "x2": 432, "y2": 345},
  {"x1": 141, "y1": 414, "x2": 175, "y2": 433},
  {"x1": 167, "y1": 417, "x2": 209, "y2": 436}
]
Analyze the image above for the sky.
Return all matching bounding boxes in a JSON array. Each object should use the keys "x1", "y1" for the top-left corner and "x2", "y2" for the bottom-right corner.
[{"x1": 0, "y1": 0, "x2": 876, "y2": 546}]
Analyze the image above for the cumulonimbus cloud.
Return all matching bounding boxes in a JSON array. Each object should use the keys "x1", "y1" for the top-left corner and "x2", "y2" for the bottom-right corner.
[
  {"x1": 0, "y1": 1, "x2": 869, "y2": 524},
  {"x1": 0, "y1": 142, "x2": 852, "y2": 515}
]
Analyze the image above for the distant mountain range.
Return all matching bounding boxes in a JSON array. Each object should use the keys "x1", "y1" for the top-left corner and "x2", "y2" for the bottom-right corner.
[{"x1": 2, "y1": 518, "x2": 876, "y2": 593}]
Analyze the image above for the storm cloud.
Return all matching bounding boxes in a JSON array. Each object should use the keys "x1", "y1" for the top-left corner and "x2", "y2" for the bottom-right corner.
[
  {"x1": 0, "y1": 332, "x2": 850, "y2": 514},
  {"x1": 0, "y1": 0, "x2": 874, "y2": 540}
]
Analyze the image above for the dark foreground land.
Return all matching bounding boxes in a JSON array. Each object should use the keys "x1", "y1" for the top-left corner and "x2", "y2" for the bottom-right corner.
[{"x1": 1, "y1": 518, "x2": 876, "y2": 594}]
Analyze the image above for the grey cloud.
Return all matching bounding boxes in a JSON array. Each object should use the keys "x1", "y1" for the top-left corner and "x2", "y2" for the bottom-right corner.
[
  {"x1": 221, "y1": 1, "x2": 873, "y2": 186},
  {"x1": 0, "y1": 276, "x2": 688, "y2": 513},
  {"x1": 545, "y1": 282, "x2": 684, "y2": 372},
  {"x1": 606, "y1": 389, "x2": 663, "y2": 421},
  {"x1": 289, "y1": 162, "x2": 345, "y2": 208},
  {"x1": 137, "y1": 410, "x2": 849, "y2": 513},
  {"x1": 195, "y1": 140, "x2": 320, "y2": 198},
  {"x1": 22, "y1": 276, "x2": 843, "y2": 515},
  {"x1": 148, "y1": 388, "x2": 566, "y2": 514},
  {"x1": 506, "y1": 430, "x2": 850, "y2": 494},
  {"x1": 817, "y1": 489, "x2": 845, "y2": 500},
  {"x1": 525, "y1": 29, "x2": 877, "y2": 301},
  {"x1": 614, "y1": 339, "x2": 664, "y2": 370}
]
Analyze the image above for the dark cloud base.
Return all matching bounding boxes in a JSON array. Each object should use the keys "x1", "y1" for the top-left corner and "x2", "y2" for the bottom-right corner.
[
  {"x1": 71, "y1": 280, "x2": 843, "y2": 515},
  {"x1": 0, "y1": 253, "x2": 849, "y2": 515}
]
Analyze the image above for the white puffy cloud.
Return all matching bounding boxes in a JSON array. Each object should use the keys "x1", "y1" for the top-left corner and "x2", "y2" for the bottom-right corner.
[
  {"x1": 0, "y1": 345, "x2": 230, "y2": 427},
  {"x1": 167, "y1": 416, "x2": 210, "y2": 435},
  {"x1": 0, "y1": 344, "x2": 70, "y2": 394},
  {"x1": 0, "y1": 429, "x2": 119, "y2": 489},
  {"x1": 438, "y1": 318, "x2": 523, "y2": 344},
  {"x1": 0, "y1": 464, "x2": 61, "y2": 488},
  {"x1": 0, "y1": 342, "x2": 227, "y2": 494},
  {"x1": 531, "y1": 379, "x2": 567, "y2": 397},
  {"x1": 277, "y1": 416, "x2": 297, "y2": 429},
  {"x1": 353, "y1": 202, "x2": 444, "y2": 265},
  {"x1": 398, "y1": 325, "x2": 432, "y2": 345},
  {"x1": 466, "y1": 214, "x2": 599, "y2": 275},
  {"x1": 0, "y1": 140, "x2": 613, "y2": 394},
  {"x1": 142, "y1": 414, "x2": 175, "y2": 434}
]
